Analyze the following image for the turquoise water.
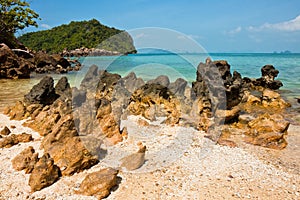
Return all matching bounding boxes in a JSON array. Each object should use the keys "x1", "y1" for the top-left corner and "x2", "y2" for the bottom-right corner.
[
  {"x1": 0, "y1": 53, "x2": 299, "y2": 111},
  {"x1": 78, "y1": 52, "x2": 300, "y2": 92}
]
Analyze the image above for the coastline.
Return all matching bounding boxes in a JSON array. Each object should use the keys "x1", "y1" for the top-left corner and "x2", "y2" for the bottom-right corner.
[
  {"x1": 0, "y1": 56, "x2": 299, "y2": 199},
  {"x1": 0, "y1": 113, "x2": 299, "y2": 199}
]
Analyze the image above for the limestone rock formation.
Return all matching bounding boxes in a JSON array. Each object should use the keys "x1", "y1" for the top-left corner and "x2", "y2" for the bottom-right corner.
[
  {"x1": 76, "y1": 167, "x2": 119, "y2": 199},
  {"x1": 24, "y1": 76, "x2": 59, "y2": 106},
  {"x1": 0, "y1": 133, "x2": 33, "y2": 148},
  {"x1": 11, "y1": 146, "x2": 39, "y2": 174},
  {"x1": 0, "y1": 43, "x2": 33, "y2": 79},
  {"x1": 253, "y1": 65, "x2": 283, "y2": 90},
  {"x1": 29, "y1": 153, "x2": 61, "y2": 192},
  {"x1": 0, "y1": 43, "x2": 76, "y2": 79},
  {"x1": 244, "y1": 113, "x2": 289, "y2": 149},
  {"x1": 45, "y1": 136, "x2": 99, "y2": 176},
  {"x1": 128, "y1": 83, "x2": 180, "y2": 125}
]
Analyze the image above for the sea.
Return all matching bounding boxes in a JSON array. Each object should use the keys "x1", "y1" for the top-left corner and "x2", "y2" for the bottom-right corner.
[{"x1": 0, "y1": 53, "x2": 300, "y2": 111}]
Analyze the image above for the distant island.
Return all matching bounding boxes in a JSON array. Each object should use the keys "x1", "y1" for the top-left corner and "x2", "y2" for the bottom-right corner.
[
  {"x1": 18, "y1": 19, "x2": 137, "y2": 54},
  {"x1": 273, "y1": 50, "x2": 292, "y2": 54}
]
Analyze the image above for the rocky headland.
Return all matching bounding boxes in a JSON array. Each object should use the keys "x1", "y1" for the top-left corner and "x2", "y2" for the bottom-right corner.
[{"x1": 0, "y1": 58, "x2": 299, "y2": 199}]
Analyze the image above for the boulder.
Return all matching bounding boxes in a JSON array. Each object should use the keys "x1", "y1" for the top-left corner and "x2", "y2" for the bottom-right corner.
[
  {"x1": 244, "y1": 113, "x2": 289, "y2": 149},
  {"x1": 7, "y1": 101, "x2": 27, "y2": 120},
  {"x1": 0, "y1": 133, "x2": 33, "y2": 148},
  {"x1": 29, "y1": 153, "x2": 61, "y2": 192},
  {"x1": 120, "y1": 143, "x2": 146, "y2": 170},
  {"x1": 147, "y1": 75, "x2": 170, "y2": 87},
  {"x1": 11, "y1": 146, "x2": 39, "y2": 173},
  {"x1": 169, "y1": 78, "x2": 187, "y2": 96},
  {"x1": 0, "y1": 126, "x2": 11, "y2": 136},
  {"x1": 24, "y1": 76, "x2": 59, "y2": 105},
  {"x1": 128, "y1": 83, "x2": 180, "y2": 125},
  {"x1": 45, "y1": 137, "x2": 99, "y2": 176},
  {"x1": 0, "y1": 43, "x2": 32, "y2": 79},
  {"x1": 118, "y1": 72, "x2": 144, "y2": 93},
  {"x1": 80, "y1": 65, "x2": 99, "y2": 90},
  {"x1": 262, "y1": 89, "x2": 290, "y2": 109},
  {"x1": 253, "y1": 65, "x2": 283, "y2": 90},
  {"x1": 95, "y1": 70, "x2": 121, "y2": 100},
  {"x1": 55, "y1": 76, "x2": 71, "y2": 99},
  {"x1": 76, "y1": 167, "x2": 119, "y2": 199}
]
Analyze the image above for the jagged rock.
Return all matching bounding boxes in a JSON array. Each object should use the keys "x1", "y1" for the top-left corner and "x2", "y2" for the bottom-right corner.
[
  {"x1": 11, "y1": 146, "x2": 39, "y2": 173},
  {"x1": 80, "y1": 65, "x2": 99, "y2": 90},
  {"x1": 95, "y1": 70, "x2": 121, "y2": 100},
  {"x1": 169, "y1": 78, "x2": 187, "y2": 97},
  {"x1": 0, "y1": 126, "x2": 11, "y2": 136},
  {"x1": 262, "y1": 89, "x2": 290, "y2": 109},
  {"x1": 76, "y1": 167, "x2": 119, "y2": 199},
  {"x1": 45, "y1": 137, "x2": 99, "y2": 176},
  {"x1": 128, "y1": 83, "x2": 180, "y2": 125},
  {"x1": 118, "y1": 72, "x2": 144, "y2": 93},
  {"x1": 120, "y1": 143, "x2": 146, "y2": 171},
  {"x1": 55, "y1": 76, "x2": 71, "y2": 99},
  {"x1": 34, "y1": 52, "x2": 71, "y2": 74},
  {"x1": 96, "y1": 98, "x2": 123, "y2": 144},
  {"x1": 29, "y1": 153, "x2": 61, "y2": 192},
  {"x1": 147, "y1": 75, "x2": 170, "y2": 87},
  {"x1": 51, "y1": 54, "x2": 71, "y2": 69},
  {"x1": 72, "y1": 87, "x2": 86, "y2": 107},
  {"x1": 6, "y1": 101, "x2": 27, "y2": 120},
  {"x1": 41, "y1": 114, "x2": 78, "y2": 149},
  {"x1": 111, "y1": 84, "x2": 132, "y2": 123},
  {"x1": 253, "y1": 65, "x2": 283, "y2": 90},
  {"x1": 0, "y1": 133, "x2": 33, "y2": 148},
  {"x1": 0, "y1": 43, "x2": 33, "y2": 79},
  {"x1": 244, "y1": 113, "x2": 289, "y2": 149},
  {"x1": 24, "y1": 76, "x2": 58, "y2": 105}
]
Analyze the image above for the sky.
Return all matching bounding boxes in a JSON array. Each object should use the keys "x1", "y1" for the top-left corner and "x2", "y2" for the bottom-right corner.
[{"x1": 21, "y1": 0, "x2": 300, "y2": 53}]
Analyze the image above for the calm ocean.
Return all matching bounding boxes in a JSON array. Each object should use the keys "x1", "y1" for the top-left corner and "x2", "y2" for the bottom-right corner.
[{"x1": 0, "y1": 53, "x2": 299, "y2": 111}]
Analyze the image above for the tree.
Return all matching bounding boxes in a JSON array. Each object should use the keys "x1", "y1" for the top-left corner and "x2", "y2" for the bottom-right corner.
[{"x1": 0, "y1": 0, "x2": 40, "y2": 48}]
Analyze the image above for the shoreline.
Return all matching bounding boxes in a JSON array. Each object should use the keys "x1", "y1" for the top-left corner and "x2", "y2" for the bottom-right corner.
[
  {"x1": 0, "y1": 57, "x2": 299, "y2": 199},
  {"x1": 0, "y1": 113, "x2": 299, "y2": 199}
]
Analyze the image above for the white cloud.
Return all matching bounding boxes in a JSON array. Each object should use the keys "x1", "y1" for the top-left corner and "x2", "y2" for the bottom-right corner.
[
  {"x1": 41, "y1": 23, "x2": 51, "y2": 29},
  {"x1": 248, "y1": 15, "x2": 300, "y2": 32},
  {"x1": 224, "y1": 26, "x2": 242, "y2": 36}
]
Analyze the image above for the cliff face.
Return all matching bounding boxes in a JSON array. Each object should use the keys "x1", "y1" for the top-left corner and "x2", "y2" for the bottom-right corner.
[{"x1": 18, "y1": 19, "x2": 137, "y2": 54}]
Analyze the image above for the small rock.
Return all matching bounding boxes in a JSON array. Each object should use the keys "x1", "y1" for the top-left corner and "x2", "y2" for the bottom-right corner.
[
  {"x1": 29, "y1": 153, "x2": 61, "y2": 192},
  {"x1": 76, "y1": 167, "x2": 119, "y2": 199},
  {"x1": 11, "y1": 146, "x2": 39, "y2": 173},
  {"x1": 0, "y1": 126, "x2": 11, "y2": 136},
  {"x1": 0, "y1": 133, "x2": 33, "y2": 148},
  {"x1": 120, "y1": 143, "x2": 146, "y2": 170}
]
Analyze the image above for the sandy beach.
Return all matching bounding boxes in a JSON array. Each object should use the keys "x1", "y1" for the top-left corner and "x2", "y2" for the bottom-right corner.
[{"x1": 0, "y1": 113, "x2": 299, "y2": 200}]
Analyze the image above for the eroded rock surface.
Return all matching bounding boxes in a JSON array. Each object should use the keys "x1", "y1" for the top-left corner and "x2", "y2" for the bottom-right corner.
[
  {"x1": 76, "y1": 167, "x2": 119, "y2": 199},
  {"x1": 29, "y1": 153, "x2": 61, "y2": 192}
]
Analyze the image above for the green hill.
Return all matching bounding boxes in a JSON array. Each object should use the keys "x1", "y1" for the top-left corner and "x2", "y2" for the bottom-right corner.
[{"x1": 18, "y1": 19, "x2": 136, "y2": 54}]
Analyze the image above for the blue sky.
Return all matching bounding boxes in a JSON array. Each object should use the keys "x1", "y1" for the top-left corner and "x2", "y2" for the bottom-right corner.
[{"x1": 22, "y1": 0, "x2": 300, "y2": 53}]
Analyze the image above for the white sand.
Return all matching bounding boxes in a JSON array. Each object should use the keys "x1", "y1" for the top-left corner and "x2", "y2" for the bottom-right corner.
[{"x1": 0, "y1": 113, "x2": 299, "y2": 200}]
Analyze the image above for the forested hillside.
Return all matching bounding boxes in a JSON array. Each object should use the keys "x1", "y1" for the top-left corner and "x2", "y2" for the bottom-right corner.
[{"x1": 18, "y1": 19, "x2": 136, "y2": 54}]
